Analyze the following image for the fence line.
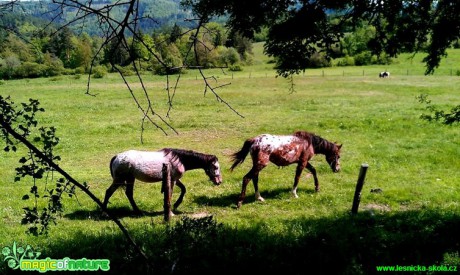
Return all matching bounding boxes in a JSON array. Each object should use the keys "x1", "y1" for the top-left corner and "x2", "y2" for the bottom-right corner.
[{"x1": 199, "y1": 68, "x2": 459, "y2": 80}]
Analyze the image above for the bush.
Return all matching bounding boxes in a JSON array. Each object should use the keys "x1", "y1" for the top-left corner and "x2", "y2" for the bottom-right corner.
[
  {"x1": 354, "y1": 51, "x2": 373, "y2": 66},
  {"x1": 219, "y1": 47, "x2": 240, "y2": 66},
  {"x1": 307, "y1": 52, "x2": 331, "y2": 68},
  {"x1": 62, "y1": 68, "x2": 75, "y2": 75},
  {"x1": 336, "y1": 55, "x2": 355, "y2": 66},
  {"x1": 229, "y1": 64, "x2": 243, "y2": 71},
  {"x1": 92, "y1": 66, "x2": 107, "y2": 78},
  {"x1": 373, "y1": 54, "x2": 393, "y2": 65},
  {"x1": 43, "y1": 57, "x2": 64, "y2": 77},
  {"x1": 114, "y1": 65, "x2": 135, "y2": 76},
  {"x1": 75, "y1": 67, "x2": 86, "y2": 74},
  {"x1": 14, "y1": 62, "x2": 47, "y2": 78}
]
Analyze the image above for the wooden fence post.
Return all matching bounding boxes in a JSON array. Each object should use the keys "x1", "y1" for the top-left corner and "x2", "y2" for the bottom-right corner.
[
  {"x1": 351, "y1": 163, "x2": 369, "y2": 214},
  {"x1": 162, "y1": 163, "x2": 172, "y2": 222}
]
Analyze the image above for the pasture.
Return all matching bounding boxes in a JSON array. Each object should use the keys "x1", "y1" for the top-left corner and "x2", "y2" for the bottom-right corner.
[{"x1": 1, "y1": 43, "x2": 459, "y2": 274}]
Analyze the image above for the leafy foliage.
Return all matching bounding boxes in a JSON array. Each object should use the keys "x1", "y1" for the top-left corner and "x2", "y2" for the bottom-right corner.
[
  {"x1": 417, "y1": 94, "x2": 460, "y2": 125},
  {"x1": 183, "y1": 0, "x2": 460, "y2": 76},
  {"x1": 0, "y1": 96, "x2": 77, "y2": 235}
]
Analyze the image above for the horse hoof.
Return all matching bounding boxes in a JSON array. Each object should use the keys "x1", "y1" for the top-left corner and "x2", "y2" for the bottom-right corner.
[{"x1": 257, "y1": 197, "x2": 265, "y2": 202}]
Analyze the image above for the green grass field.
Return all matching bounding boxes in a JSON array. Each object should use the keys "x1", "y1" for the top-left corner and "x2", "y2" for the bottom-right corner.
[{"x1": 1, "y1": 43, "x2": 459, "y2": 274}]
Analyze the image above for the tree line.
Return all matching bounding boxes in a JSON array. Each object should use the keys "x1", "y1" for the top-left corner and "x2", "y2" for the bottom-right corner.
[
  {"x1": 4, "y1": 16, "x2": 452, "y2": 81},
  {"x1": 0, "y1": 19, "x2": 254, "y2": 80}
]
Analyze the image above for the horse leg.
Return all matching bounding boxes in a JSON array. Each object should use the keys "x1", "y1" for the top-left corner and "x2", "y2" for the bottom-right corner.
[
  {"x1": 253, "y1": 171, "x2": 264, "y2": 202},
  {"x1": 102, "y1": 182, "x2": 122, "y2": 210},
  {"x1": 237, "y1": 166, "x2": 259, "y2": 209},
  {"x1": 125, "y1": 180, "x2": 142, "y2": 214},
  {"x1": 306, "y1": 163, "x2": 320, "y2": 192},
  {"x1": 291, "y1": 162, "x2": 307, "y2": 198},
  {"x1": 173, "y1": 179, "x2": 186, "y2": 211},
  {"x1": 237, "y1": 171, "x2": 252, "y2": 209},
  {"x1": 237, "y1": 164, "x2": 265, "y2": 208}
]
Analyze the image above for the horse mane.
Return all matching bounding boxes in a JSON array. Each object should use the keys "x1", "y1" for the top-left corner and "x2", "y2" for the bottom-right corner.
[
  {"x1": 163, "y1": 148, "x2": 216, "y2": 164},
  {"x1": 293, "y1": 131, "x2": 336, "y2": 154},
  {"x1": 293, "y1": 130, "x2": 314, "y2": 142}
]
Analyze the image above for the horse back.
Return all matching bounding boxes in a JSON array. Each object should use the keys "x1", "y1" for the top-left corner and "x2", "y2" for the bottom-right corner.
[
  {"x1": 111, "y1": 150, "x2": 184, "y2": 183},
  {"x1": 252, "y1": 134, "x2": 305, "y2": 152},
  {"x1": 252, "y1": 134, "x2": 313, "y2": 166}
]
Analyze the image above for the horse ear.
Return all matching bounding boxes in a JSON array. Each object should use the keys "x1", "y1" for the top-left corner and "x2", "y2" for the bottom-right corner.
[{"x1": 338, "y1": 144, "x2": 342, "y2": 150}]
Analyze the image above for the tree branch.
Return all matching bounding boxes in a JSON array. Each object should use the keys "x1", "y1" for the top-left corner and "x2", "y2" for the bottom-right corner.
[{"x1": 0, "y1": 115, "x2": 152, "y2": 267}]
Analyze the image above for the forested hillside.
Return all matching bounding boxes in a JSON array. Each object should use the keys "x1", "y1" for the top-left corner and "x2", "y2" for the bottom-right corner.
[
  {"x1": 0, "y1": 0, "x2": 250, "y2": 80},
  {"x1": 1, "y1": 0, "x2": 196, "y2": 36}
]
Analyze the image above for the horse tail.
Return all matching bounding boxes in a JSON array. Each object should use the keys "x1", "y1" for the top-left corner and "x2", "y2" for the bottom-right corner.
[
  {"x1": 230, "y1": 139, "x2": 253, "y2": 171},
  {"x1": 109, "y1": 155, "x2": 116, "y2": 178}
]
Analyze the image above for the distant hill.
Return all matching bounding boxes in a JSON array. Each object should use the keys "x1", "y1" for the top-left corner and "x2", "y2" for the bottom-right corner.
[{"x1": 2, "y1": 0, "x2": 207, "y2": 36}]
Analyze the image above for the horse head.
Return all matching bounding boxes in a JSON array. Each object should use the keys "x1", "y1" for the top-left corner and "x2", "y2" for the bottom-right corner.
[
  {"x1": 326, "y1": 143, "x2": 342, "y2": 173},
  {"x1": 205, "y1": 156, "x2": 223, "y2": 185}
]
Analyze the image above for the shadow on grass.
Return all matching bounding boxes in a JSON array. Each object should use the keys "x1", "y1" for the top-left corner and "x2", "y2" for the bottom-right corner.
[
  {"x1": 64, "y1": 206, "x2": 164, "y2": 220},
  {"x1": 194, "y1": 187, "x2": 317, "y2": 208},
  {"x1": 4, "y1": 208, "x2": 456, "y2": 275}
]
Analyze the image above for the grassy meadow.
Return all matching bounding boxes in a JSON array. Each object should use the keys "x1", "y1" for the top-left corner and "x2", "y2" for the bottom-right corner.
[{"x1": 1, "y1": 43, "x2": 459, "y2": 274}]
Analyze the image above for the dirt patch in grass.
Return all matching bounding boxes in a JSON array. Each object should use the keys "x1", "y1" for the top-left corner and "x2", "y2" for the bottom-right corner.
[{"x1": 362, "y1": 203, "x2": 391, "y2": 213}]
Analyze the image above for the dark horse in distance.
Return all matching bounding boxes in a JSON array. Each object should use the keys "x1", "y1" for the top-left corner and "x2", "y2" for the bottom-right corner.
[
  {"x1": 230, "y1": 131, "x2": 342, "y2": 208},
  {"x1": 103, "y1": 148, "x2": 222, "y2": 215}
]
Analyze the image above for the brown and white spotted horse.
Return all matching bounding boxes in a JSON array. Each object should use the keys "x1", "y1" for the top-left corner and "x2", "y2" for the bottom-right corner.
[
  {"x1": 230, "y1": 131, "x2": 342, "y2": 208},
  {"x1": 102, "y1": 148, "x2": 222, "y2": 215}
]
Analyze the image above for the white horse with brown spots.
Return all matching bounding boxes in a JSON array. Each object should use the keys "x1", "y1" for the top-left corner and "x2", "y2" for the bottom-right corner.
[
  {"x1": 230, "y1": 131, "x2": 342, "y2": 208},
  {"x1": 103, "y1": 148, "x2": 222, "y2": 215}
]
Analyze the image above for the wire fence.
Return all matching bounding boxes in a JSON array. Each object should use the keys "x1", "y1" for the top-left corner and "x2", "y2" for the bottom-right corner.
[{"x1": 190, "y1": 67, "x2": 460, "y2": 81}]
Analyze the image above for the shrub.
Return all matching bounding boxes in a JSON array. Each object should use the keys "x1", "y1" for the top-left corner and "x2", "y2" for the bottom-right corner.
[
  {"x1": 219, "y1": 47, "x2": 240, "y2": 66},
  {"x1": 354, "y1": 51, "x2": 373, "y2": 66},
  {"x1": 43, "y1": 57, "x2": 64, "y2": 77},
  {"x1": 229, "y1": 64, "x2": 243, "y2": 71},
  {"x1": 75, "y1": 66, "x2": 86, "y2": 74},
  {"x1": 115, "y1": 65, "x2": 135, "y2": 76},
  {"x1": 14, "y1": 62, "x2": 47, "y2": 78},
  {"x1": 92, "y1": 66, "x2": 107, "y2": 78},
  {"x1": 307, "y1": 52, "x2": 331, "y2": 68},
  {"x1": 337, "y1": 55, "x2": 355, "y2": 66},
  {"x1": 62, "y1": 68, "x2": 75, "y2": 75}
]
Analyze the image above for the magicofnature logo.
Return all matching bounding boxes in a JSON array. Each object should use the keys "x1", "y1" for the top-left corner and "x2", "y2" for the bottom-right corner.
[{"x1": 2, "y1": 241, "x2": 110, "y2": 272}]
